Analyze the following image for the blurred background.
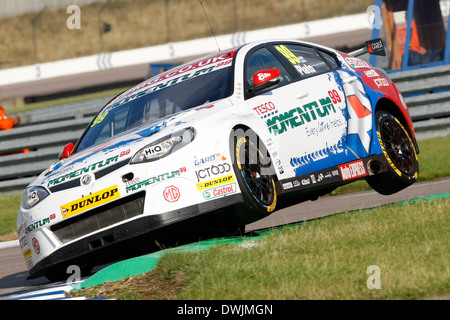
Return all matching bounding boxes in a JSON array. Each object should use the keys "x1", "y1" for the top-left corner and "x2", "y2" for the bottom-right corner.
[{"x1": 0, "y1": 0, "x2": 371, "y2": 70}]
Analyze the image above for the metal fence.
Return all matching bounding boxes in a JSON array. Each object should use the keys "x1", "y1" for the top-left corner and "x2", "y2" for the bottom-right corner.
[{"x1": 0, "y1": 65, "x2": 449, "y2": 194}]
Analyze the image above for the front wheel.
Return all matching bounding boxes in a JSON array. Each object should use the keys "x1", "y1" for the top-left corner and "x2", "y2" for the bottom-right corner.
[
  {"x1": 367, "y1": 111, "x2": 419, "y2": 195},
  {"x1": 231, "y1": 130, "x2": 277, "y2": 225}
]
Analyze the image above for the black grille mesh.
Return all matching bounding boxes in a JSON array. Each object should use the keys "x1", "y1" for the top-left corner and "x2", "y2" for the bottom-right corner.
[{"x1": 51, "y1": 192, "x2": 145, "y2": 244}]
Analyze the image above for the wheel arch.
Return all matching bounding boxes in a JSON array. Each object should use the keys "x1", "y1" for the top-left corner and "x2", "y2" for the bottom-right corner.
[
  {"x1": 228, "y1": 123, "x2": 279, "y2": 182},
  {"x1": 374, "y1": 97, "x2": 420, "y2": 154}
]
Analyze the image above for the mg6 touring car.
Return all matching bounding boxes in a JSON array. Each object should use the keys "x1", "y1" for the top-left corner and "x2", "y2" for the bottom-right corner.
[{"x1": 18, "y1": 39, "x2": 419, "y2": 281}]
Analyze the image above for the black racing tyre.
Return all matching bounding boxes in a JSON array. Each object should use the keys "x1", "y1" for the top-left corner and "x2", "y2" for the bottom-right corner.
[
  {"x1": 231, "y1": 129, "x2": 277, "y2": 225},
  {"x1": 367, "y1": 110, "x2": 419, "y2": 195}
]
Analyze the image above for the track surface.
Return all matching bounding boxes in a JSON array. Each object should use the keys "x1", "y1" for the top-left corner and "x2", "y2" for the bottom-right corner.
[{"x1": 1, "y1": 177, "x2": 448, "y2": 297}]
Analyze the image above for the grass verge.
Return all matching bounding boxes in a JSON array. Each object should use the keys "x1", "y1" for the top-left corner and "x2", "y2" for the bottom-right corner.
[{"x1": 70, "y1": 196, "x2": 450, "y2": 299}]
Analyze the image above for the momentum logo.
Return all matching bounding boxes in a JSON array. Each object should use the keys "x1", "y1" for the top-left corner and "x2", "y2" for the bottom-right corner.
[
  {"x1": 266, "y1": 97, "x2": 337, "y2": 136},
  {"x1": 60, "y1": 185, "x2": 120, "y2": 219}
]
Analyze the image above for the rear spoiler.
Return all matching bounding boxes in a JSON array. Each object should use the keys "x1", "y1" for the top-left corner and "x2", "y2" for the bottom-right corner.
[{"x1": 349, "y1": 38, "x2": 386, "y2": 57}]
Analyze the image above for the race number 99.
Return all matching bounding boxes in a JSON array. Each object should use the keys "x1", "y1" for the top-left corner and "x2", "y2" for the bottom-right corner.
[{"x1": 328, "y1": 89, "x2": 341, "y2": 104}]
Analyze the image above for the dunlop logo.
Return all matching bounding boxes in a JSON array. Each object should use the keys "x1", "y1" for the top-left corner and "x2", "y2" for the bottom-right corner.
[
  {"x1": 196, "y1": 174, "x2": 235, "y2": 191},
  {"x1": 60, "y1": 185, "x2": 120, "y2": 219}
]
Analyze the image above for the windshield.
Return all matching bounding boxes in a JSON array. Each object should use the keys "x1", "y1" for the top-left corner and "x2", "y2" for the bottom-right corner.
[{"x1": 76, "y1": 63, "x2": 233, "y2": 152}]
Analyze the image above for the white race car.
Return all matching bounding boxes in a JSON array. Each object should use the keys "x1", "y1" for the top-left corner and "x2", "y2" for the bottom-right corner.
[{"x1": 18, "y1": 39, "x2": 419, "y2": 281}]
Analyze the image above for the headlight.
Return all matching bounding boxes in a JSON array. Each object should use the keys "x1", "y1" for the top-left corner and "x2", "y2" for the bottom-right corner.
[
  {"x1": 130, "y1": 127, "x2": 196, "y2": 164},
  {"x1": 21, "y1": 186, "x2": 50, "y2": 210}
]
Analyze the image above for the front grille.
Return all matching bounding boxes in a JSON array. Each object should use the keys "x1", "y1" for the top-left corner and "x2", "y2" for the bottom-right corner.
[{"x1": 51, "y1": 191, "x2": 145, "y2": 244}]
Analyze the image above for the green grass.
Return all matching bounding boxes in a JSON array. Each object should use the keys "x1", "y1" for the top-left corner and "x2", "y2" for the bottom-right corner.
[
  {"x1": 0, "y1": 193, "x2": 22, "y2": 239},
  {"x1": 72, "y1": 196, "x2": 449, "y2": 299},
  {"x1": 150, "y1": 196, "x2": 450, "y2": 299}
]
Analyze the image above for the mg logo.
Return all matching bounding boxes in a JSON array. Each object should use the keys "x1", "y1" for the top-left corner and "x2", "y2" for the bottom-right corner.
[{"x1": 163, "y1": 185, "x2": 180, "y2": 202}]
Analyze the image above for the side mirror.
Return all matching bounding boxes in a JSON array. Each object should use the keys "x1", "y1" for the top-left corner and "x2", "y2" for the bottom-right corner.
[
  {"x1": 58, "y1": 142, "x2": 74, "y2": 160},
  {"x1": 248, "y1": 69, "x2": 281, "y2": 95}
]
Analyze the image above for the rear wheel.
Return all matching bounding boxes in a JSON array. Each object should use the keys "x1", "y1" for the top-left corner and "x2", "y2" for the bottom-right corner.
[
  {"x1": 367, "y1": 111, "x2": 419, "y2": 195},
  {"x1": 231, "y1": 129, "x2": 277, "y2": 224}
]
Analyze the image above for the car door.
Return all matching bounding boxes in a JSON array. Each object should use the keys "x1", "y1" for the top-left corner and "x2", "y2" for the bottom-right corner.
[{"x1": 244, "y1": 43, "x2": 347, "y2": 186}]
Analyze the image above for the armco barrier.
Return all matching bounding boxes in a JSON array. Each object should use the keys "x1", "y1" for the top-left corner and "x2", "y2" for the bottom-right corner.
[
  {"x1": 390, "y1": 64, "x2": 450, "y2": 139},
  {"x1": 0, "y1": 66, "x2": 449, "y2": 194},
  {"x1": 0, "y1": 96, "x2": 111, "y2": 194}
]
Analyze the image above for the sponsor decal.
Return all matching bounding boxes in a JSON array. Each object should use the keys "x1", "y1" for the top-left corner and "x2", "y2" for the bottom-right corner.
[
  {"x1": 19, "y1": 235, "x2": 27, "y2": 248},
  {"x1": 275, "y1": 44, "x2": 302, "y2": 64},
  {"x1": 32, "y1": 238, "x2": 40, "y2": 254},
  {"x1": 26, "y1": 214, "x2": 56, "y2": 233},
  {"x1": 373, "y1": 77, "x2": 389, "y2": 88},
  {"x1": 125, "y1": 176, "x2": 140, "y2": 188},
  {"x1": 196, "y1": 174, "x2": 235, "y2": 191},
  {"x1": 195, "y1": 162, "x2": 231, "y2": 182},
  {"x1": 366, "y1": 38, "x2": 385, "y2": 56},
  {"x1": 257, "y1": 72, "x2": 272, "y2": 82},
  {"x1": 281, "y1": 167, "x2": 342, "y2": 192},
  {"x1": 253, "y1": 101, "x2": 278, "y2": 119},
  {"x1": 194, "y1": 153, "x2": 226, "y2": 166},
  {"x1": 203, "y1": 182, "x2": 236, "y2": 200},
  {"x1": 266, "y1": 96, "x2": 338, "y2": 136},
  {"x1": 126, "y1": 170, "x2": 181, "y2": 193},
  {"x1": 345, "y1": 57, "x2": 371, "y2": 69},
  {"x1": 23, "y1": 248, "x2": 32, "y2": 260},
  {"x1": 142, "y1": 144, "x2": 165, "y2": 159},
  {"x1": 163, "y1": 185, "x2": 180, "y2": 203},
  {"x1": 294, "y1": 64, "x2": 316, "y2": 76},
  {"x1": 338, "y1": 159, "x2": 367, "y2": 181},
  {"x1": 60, "y1": 185, "x2": 120, "y2": 219},
  {"x1": 364, "y1": 69, "x2": 379, "y2": 78},
  {"x1": 301, "y1": 178, "x2": 310, "y2": 185},
  {"x1": 282, "y1": 182, "x2": 293, "y2": 190},
  {"x1": 47, "y1": 153, "x2": 124, "y2": 187},
  {"x1": 275, "y1": 44, "x2": 316, "y2": 75}
]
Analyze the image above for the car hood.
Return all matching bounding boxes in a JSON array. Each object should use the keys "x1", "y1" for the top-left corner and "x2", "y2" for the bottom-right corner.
[{"x1": 33, "y1": 99, "x2": 231, "y2": 191}]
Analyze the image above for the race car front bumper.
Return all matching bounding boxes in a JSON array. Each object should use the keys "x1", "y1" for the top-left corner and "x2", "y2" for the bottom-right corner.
[{"x1": 28, "y1": 192, "x2": 243, "y2": 279}]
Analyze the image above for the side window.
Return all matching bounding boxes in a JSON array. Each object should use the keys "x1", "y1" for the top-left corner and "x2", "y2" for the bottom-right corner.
[
  {"x1": 318, "y1": 49, "x2": 339, "y2": 69},
  {"x1": 274, "y1": 44, "x2": 333, "y2": 77},
  {"x1": 245, "y1": 47, "x2": 292, "y2": 88}
]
